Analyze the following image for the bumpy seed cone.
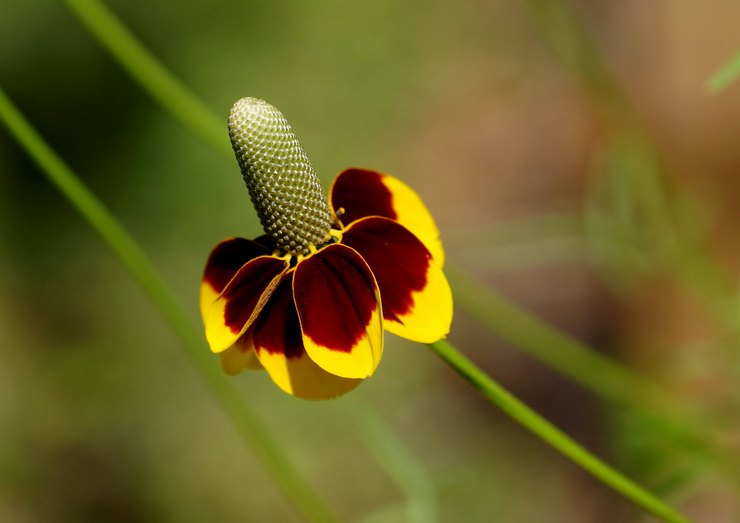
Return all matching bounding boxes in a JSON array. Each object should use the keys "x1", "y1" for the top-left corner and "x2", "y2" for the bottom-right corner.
[{"x1": 228, "y1": 97, "x2": 332, "y2": 255}]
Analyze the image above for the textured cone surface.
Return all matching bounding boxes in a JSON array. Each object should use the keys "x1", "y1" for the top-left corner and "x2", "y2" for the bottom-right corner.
[{"x1": 228, "y1": 98, "x2": 332, "y2": 255}]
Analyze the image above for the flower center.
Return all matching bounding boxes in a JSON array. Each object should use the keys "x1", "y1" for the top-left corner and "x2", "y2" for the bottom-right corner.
[{"x1": 228, "y1": 97, "x2": 332, "y2": 256}]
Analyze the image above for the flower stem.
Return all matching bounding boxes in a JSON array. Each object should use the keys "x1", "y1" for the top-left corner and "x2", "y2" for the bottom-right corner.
[
  {"x1": 706, "y1": 49, "x2": 740, "y2": 94},
  {"x1": 350, "y1": 404, "x2": 436, "y2": 523},
  {"x1": 447, "y1": 266, "x2": 660, "y2": 406},
  {"x1": 427, "y1": 339, "x2": 692, "y2": 523},
  {"x1": 63, "y1": 0, "x2": 230, "y2": 155},
  {"x1": 525, "y1": 0, "x2": 740, "y2": 339},
  {"x1": 0, "y1": 87, "x2": 339, "y2": 523},
  {"x1": 447, "y1": 267, "x2": 740, "y2": 483}
]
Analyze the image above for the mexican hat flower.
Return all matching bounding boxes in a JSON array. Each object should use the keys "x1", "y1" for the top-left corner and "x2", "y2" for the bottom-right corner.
[{"x1": 200, "y1": 98, "x2": 453, "y2": 399}]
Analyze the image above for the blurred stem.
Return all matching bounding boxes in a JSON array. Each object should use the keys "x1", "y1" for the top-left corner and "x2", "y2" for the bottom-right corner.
[
  {"x1": 523, "y1": 0, "x2": 635, "y2": 131},
  {"x1": 448, "y1": 267, "x2": 740, "y2": 482},
  {"x1": 64, "y1": 0, "x2": 230, "y2": 155},
  {"x1": 428, "y1": 340, "x2": 692, "y2": 523},
  {"x1": 351, "y1": 405, "x2": 436, "y2": 523},
  {"x1": 706, "y1": 49, "x2": 740, "y2": 94},
  {"x1": 0, "y1": 87, "x2": 339, "y2": 523},
  {"x1": 447, "y1": 266, "x2": 660, "y2": 407},
  {"x1": 525, "y1": 0, "x2": 740, "y2": 337}
]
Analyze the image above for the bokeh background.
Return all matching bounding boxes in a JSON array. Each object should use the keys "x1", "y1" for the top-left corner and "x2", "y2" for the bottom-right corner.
[{"x1": 2, "y1": 1, "x2": 740, "y2": 522}]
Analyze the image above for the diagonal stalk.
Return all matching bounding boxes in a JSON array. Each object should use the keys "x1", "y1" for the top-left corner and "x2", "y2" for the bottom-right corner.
[
  {"x1": 0, "y1": 87, "x2": 339, "y2": 523},
  {"x1": 428, "y1": 340, "x2": 692, "y2": 523},
  {"x1": 706, "y1": 49, "x2": 740, "y2": 93},
  {"x1": 449, "y1": 267, "x2": 740, "y2": 483},
  {"x1": 64, "y1": 0, "x2": 229, "y2": 155},
  {"x1": 524, "y1": 0, "x2": 740, "y2": 338},
  {"x1": 350, "y1": 405, "x2": 436, "y2": 523},
  {"x1": 447, "y1": 266, "x2": 661, "y2": 407}
]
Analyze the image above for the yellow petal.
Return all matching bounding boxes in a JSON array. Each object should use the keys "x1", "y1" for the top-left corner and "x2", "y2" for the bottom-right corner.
[{"x1": 219, "y1": 335, "x2": 263, "y2": 375}]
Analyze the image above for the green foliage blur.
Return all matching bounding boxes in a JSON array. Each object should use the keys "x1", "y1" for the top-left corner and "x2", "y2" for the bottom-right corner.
[{"x1": 2, "y1": 1, "x2": 740, "y2": 522}]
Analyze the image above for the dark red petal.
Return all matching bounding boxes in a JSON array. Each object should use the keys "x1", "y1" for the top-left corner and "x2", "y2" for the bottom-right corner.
[
  {"x1": 203, "y1": 238, "x2": 270, "y2": 294},
  {"x1": 205, "y1": 255, "x2": 288, "y2": 352},
  {"x1": 200, "y1": 238, "x2": 272, "y2": 323},
  {"x1": 341, "y1": 217, "x2": 428, "y2": 320},
  {"x1": 292, "y1": 244, "x2": 383, "y2": 379},
  {"x1": 222, "y1": 257, "x2": 288, "y2": 333},
  {"x1": 341, "y1": 217, "x2": 453, "y2": 343},
  {"x1": 329, "y1": 169, "x2": 446, "y2": 265},
  {"x1": 330, "y1": 168, "x2": 397, "y2": 225},
  {"x1": 253, "y1": 234, "x2": 277, "y2": 252},
  {"x1": 253, "y1": 274, "x2": 303, "y2": 359},
  {"x1": 293, "y1": 244, "x2": 377, "y2": 352},
  {"x1": 253, "y1": 273, "x2": 364, "y2": 399}
]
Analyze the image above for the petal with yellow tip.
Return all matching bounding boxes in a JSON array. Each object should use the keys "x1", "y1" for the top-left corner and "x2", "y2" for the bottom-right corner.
[
  {"x1": 205, "y1": 255, "x2": 288, "y2": 353},
  {"x1": 330, "y1": 168, "x2": 445, "y2": 265},
  {"x1": 253, "y1": 276, "x2": 362, "y2": 399},
  {"x1": 293, "y1": 244, "x2": 383, "y2": 379},
  {"x1": 342, "y1": 217, "x2": 452, "y2": 343},
  {"x1": 200, "y1": 238, "x2": 272, "y2": 322}
]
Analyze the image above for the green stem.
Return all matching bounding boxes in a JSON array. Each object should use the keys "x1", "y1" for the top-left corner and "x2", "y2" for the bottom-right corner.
[
  {"x1": 351, "y1": 405, "x2": 436, "y2": 523},
  {"x1": 0, "y1": 87, "x2": 338, "y2": 523},
  {"x1": 706, "y1": 49, "x2": 740, "y2": 94},
  {"x1": 448, "y1": 266, "x2": 740, "y2": 483},
  {"x1": 525, "y1": 0, "x2": 740, "y2": 335},
  {"x1": 63, "y1": 0, "x2": 230, "y2": 155},
  {"x1": 447, "y1": 266, "x2": 661, "y2": 407},
  {"x1": 428, "y1": 340, "x2": 692, "y2": 523}
]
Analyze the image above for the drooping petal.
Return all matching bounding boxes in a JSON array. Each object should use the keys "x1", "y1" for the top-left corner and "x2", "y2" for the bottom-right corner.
[
  {"x1": 342, "y1": 217, "x2": 452, "y2": 343},
  {"x1": 205, "y1": 255, "x2": 289, "y2": 353},
  {"x1": 293, "y1": 244, "x2": 383, "y2": 379},
  {"x1": 329, "y1": 168, "x2": 445, "y2": 265},
  {"x1": 200, "y1": 238, "x2": 271, "y2": 322},
  {"x1": 219, "y1": 334, "x2": 263, "y2": 375},
  {"x1": 253, "y1": 275, "x2": 362, "y2": 399}
]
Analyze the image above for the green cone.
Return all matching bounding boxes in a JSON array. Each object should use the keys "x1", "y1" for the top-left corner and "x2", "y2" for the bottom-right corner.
[{"x1": 228, "y1": 97, "x2": 332, "y2": 255}]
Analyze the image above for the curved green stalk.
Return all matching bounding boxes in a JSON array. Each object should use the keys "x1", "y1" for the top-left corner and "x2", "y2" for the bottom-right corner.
[
  {"x1": 447, "y1": 266, "x2": 661, "y2": 407},
  {"x1": 428, "y1": 340, "x2": 692, "y2": 523},
  {"x1": 525, "y1": 0, "x2": 740, "y2": 336},
  {"x1": 351, "y1": 405, "x2": 436, "y2": 523},
  {"x1": 707, "y1": 49, "x2": 740, "y2": 94},
  {"x1": 0, "y1": 87, "x2": 338, "y2": 523},
  {"x1": 64, "y1": 0, "x2": 229, "y2": 155},
  {"x1": 448, "y1": 267, "x2": 740, "y2": 483}
]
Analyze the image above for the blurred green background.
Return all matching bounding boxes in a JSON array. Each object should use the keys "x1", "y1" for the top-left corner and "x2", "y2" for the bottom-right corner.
[{"x1": 2, "y1": 1, "x2": 740, "y2": 522}]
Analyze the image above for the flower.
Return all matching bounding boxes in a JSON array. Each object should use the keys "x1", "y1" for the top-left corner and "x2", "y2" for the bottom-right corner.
[{"x1": 200, "y1": 98, "x2": 452, "y2": 399}]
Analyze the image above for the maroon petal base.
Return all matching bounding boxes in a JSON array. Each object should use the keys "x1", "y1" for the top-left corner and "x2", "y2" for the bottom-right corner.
[{"x1": 292, "y1": 244, "x2": 383, "y2": 379}]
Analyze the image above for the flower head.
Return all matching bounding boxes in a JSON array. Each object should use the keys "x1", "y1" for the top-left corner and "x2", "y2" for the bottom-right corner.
[{"x1": 200, "y1": 98, "x2": 453, "y2": 399}]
